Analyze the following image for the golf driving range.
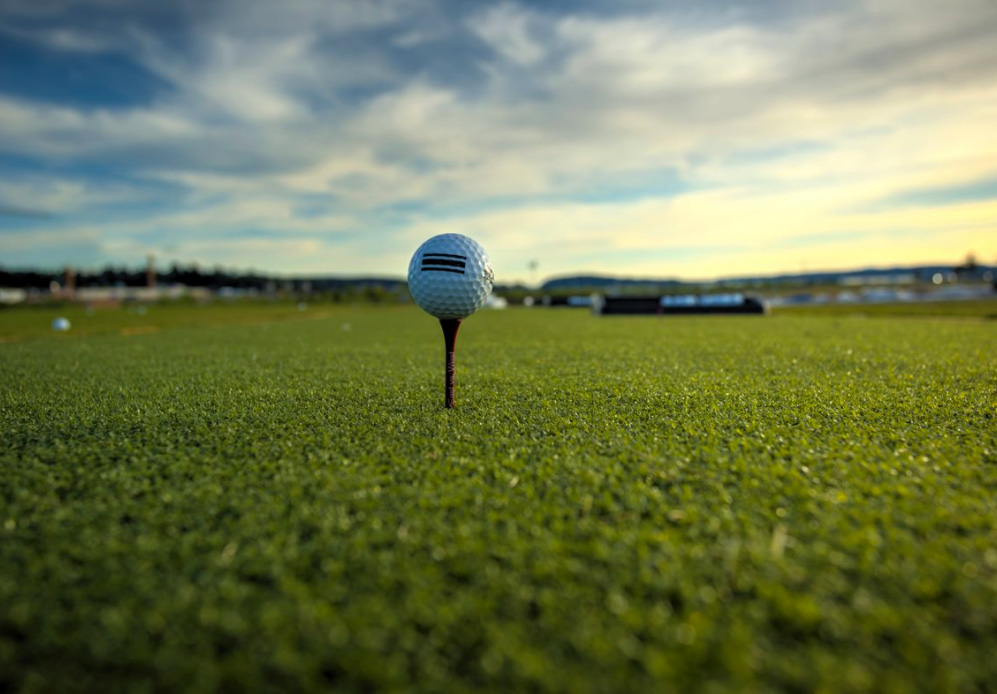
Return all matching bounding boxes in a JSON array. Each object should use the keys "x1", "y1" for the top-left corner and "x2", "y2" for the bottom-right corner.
[{"x1": 1, "y1": 304, "x2": 996, "y2": 693}]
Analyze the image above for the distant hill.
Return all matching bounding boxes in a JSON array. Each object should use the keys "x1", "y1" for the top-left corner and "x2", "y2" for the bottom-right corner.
[
  {"x1": 541, "y1": 275, "x2": 685, "y2": 291},
  {"x1": 540, "y1": 264, "x2": 995, "y2": 293}
]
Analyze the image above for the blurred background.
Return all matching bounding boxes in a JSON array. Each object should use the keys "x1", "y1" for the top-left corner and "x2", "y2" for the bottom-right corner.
[{"x1": 1, "y1": 0, "x2": 996, "y2": 310}]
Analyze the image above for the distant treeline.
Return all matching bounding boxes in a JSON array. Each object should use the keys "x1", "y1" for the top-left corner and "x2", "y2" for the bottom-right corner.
[
  {"x1": 0, "y1": 264, "x2": 417, "y2": 292},
  {"x1": 4, "y1": 257, "x2": 992, "y2": 297},
  {"x1": 0, "y1": 264, "x2": 270, "y2": 290}
]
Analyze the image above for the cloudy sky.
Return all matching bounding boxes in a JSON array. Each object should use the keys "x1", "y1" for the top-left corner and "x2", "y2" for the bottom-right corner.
[{"x1": 1, "y1": 0, "x2": 996, "y2": 282}]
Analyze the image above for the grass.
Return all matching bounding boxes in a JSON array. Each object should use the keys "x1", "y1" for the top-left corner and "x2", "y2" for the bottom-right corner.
[
  {"x1": 1, "y1": 304, "x2": 996, "y2": 693},
  {"x1": 0, "y1": 301, "x2": 329, "y2": 341},
  {"x1": 772, "y1": 296, "x2": 997, "y2": 319}
]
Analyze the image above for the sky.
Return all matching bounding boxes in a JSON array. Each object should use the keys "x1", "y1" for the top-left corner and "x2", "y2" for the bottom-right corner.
[{"x1": 1, "y1": 0, "x2": 996, "y2": 283}]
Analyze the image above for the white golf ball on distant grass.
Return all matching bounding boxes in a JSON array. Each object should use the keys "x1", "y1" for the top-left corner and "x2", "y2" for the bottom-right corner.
[
  {"x1": 52, "y1": 317, "x2": 71, "y2": 331},
  {"x1": 407, "y1": 234, "x2": 494, "y2": 319}
]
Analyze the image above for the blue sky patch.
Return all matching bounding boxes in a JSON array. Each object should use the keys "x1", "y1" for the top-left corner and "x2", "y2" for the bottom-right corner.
[{"x1": 0, "y1": 34, "x2": 168, "y2": 108}]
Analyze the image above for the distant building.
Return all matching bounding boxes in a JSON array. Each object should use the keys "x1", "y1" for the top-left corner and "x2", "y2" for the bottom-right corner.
[
  {"x1": 596, "y1": 293, "x2": 768, "y2": 316},
  {"x1": 74, "y1": 286, "x2": 210, "y2": 303},
  {"x1": 0, "y1": 288, "x2": 27, "y2": 305}
]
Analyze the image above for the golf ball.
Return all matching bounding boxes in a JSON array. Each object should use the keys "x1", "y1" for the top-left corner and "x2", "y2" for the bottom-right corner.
[
  {"x1": 407, "y1": 234, "x2": 494, "y2": 319},
  {"x1": 52, "y1": 317, "x2": 71, "y2": 331}
]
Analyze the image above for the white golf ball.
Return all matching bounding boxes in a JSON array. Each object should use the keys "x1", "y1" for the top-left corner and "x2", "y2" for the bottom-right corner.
[
  {"x1": 52, "y1": 317, "x2": 71, "y2": 331},
  {"x1": 407, "y1": 234, "x2": 494, "y2": 319}
]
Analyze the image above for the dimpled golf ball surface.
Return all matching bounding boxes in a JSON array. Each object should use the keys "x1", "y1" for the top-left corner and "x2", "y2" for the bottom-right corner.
[{"x1": 408, "y1": 234, "x2": 494, "y2": 319}]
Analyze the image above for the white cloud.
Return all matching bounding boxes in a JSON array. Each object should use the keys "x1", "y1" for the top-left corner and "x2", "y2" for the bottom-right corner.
[
  {"x1": 471, "y1": 4, "x2": 546, "y2": 66},
  {"x1": 556, "y1": 18, "x2": 779, "y2": 94},
  {"x1": 0, "y1": 96, "x2": 203, "y2": 157},
  {"x1": 0, "y1": 176, "x2": 153, "y2": 216},
  {"x1": 0, "y1": 25, "x2": 115, "y2": 52},
  {"x1": 0, "y1": 227, "x2": 103, "y2": 254},
  {"x1": 203, "y1": 0, "x2": 420, "y2": 37},
  {"x1": 159, "y1": 33, "x2": 318, "y2": 123}
]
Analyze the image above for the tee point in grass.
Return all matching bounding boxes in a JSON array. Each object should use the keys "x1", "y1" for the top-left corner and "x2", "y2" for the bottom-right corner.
[{"x1": 407, "y1": 234, "x2": 495, "y2": 408}]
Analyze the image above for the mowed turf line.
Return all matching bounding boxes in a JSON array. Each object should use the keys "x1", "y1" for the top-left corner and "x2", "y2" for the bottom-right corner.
[
  {"x1": 773, "y1": 296, "x2": 997, "y2": 319},
  {"x1": 1, "y1": 306, "x2": 995, "y2": 693}
]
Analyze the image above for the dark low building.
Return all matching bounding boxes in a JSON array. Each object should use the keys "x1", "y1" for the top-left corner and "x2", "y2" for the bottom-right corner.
[
  {"x1": 597, "y1": 293, "x2": 768, "y2": 316},
  {"x1": 595, "y1": 296, "x2": 661, "y2": 315}
]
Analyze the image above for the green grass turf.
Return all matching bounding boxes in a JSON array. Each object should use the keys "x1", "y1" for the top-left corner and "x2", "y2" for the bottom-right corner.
[
  {"x1": 1, "y1": 306, "x2": 996, "y2": 693},
  {"x1": 0, "y1": 301, "x2": 330, "y2": 341},
  {"x1": 772, "y1": 297, "x2": 997, "y2": 319}
]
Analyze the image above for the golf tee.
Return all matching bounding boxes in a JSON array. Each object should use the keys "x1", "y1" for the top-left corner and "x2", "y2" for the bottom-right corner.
[{"x1": 440, "y1": 318, "x2": 462, "y2": 408}]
